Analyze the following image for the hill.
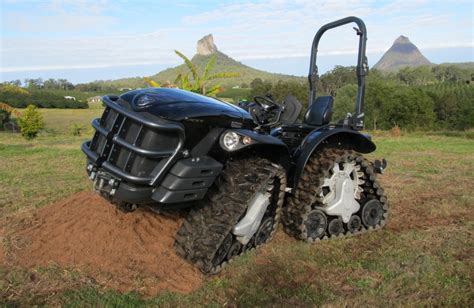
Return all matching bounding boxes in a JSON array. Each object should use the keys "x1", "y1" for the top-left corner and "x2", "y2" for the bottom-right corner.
[
  {"x1": 96, "y1": 34, "x2": 304, "y2": 90},
  {"x1": 151, "y1": 51, "x2": 304, "y2": 87},
  {"x1": 374, "y1": 35, "x2": 432, "y2": 71}
]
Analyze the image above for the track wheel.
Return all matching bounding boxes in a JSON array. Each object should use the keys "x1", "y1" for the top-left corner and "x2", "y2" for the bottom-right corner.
[
  {"x1": 212, "y1": 234, "x2": 233, "y2": 267},
  {"x1": 346, "y1": 215, "x2": 362, "y2": 232},
  {"x1": 227, "y1": 241, "x2": 242, "y2": 259},
  {"x1": 303, "y1": 210, "x2": 327, "y2": 240},
  {"x1": 174, "y1": 158, "x2": 286, "y2": 274},
  {"x1": 328, "y1": 218, "x2": 344, "y2": 236},
  {"x1": 254, "y1": 217, "x2": 274, "y2": 246},
  {"x1": 361, "y1": 199, "x2": 383, "y2": 227}
]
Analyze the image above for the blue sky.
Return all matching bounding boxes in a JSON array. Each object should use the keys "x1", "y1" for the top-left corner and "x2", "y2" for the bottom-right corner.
[{"x1": 1, "y1": 0, "x2": 473, "y2": 83}]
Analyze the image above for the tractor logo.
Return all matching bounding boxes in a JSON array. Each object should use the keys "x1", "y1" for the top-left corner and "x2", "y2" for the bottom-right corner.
[{"x1": 133, "y1": 94, "x2": 155, "y2": 110}]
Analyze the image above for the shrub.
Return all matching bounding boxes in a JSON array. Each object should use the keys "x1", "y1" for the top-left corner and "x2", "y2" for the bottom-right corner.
[
  {"x1": 17, "y1": 105, "x2": 45, "y2": 139},
  {"x1": 0, "y1": 109, "x2": 10, "y2": 128},
  {"x1": 69, "y1": 123, "x2": 85, "y2": 136}
]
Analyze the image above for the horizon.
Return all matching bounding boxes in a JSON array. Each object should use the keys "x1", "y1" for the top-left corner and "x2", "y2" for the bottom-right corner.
[{"x1": 1, "y1": 0, "x2": 473, "y2": 84}]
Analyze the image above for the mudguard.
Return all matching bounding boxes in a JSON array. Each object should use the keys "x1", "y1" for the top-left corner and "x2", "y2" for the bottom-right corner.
[
  {"x1": 223, "y1": 129, "x2": 291, "y2": 170},
  {"x1": 292, "y1": 127, "x2": 376, "y2": 187}
]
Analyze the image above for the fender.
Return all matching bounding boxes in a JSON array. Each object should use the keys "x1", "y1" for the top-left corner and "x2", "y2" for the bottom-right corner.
[
  {"x1": 292, "y1": 127, "x2": 376, "y2": 187},
  {"x1": 222, "y1": 129, "x2": 291, "y2": 170}
]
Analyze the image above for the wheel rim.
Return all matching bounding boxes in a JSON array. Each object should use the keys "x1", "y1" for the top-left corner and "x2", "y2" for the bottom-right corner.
[
  {"x1": 361, "y1": 199, "x2": 383, "y2": 227},
  {"x1": 318, "y1": 159, "x2": 365, "y2": 223},
  {"x1": 347, "y1": 215, "x2": 362, "y2": 232},
  {"x1": 227, "y1": 241, "x2": 242, "y2": 259},
  {"x1": 254, "y1": 217, "x2": 274, "y2": 246},
  {"x1": 328, "y1": 218, "x2": 343, "y2": 235},
  {"x1": 212, "y1": 234, "x2": 233, "y2": 267},
  {"x1": 305, "y1": 210, "x2": 327, "y2": 239}
]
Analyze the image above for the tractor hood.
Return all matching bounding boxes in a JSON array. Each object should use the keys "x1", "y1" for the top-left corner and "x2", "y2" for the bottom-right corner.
[{"x1": 118, "y1": 88, "x2": 252, "y2": 125}]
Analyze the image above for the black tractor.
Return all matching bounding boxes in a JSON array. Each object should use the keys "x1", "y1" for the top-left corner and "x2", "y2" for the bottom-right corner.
[{"x1": 82, "y1": 16, "x2": 388, "y2": 274}]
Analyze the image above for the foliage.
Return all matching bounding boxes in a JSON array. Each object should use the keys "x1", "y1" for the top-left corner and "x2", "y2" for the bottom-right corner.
[
  {"x1": 0, "y1": 84, "x2": 89, "y2": 109},
  {"x1": 17, "y1": 105, "x2": 45, "y2": 139},
  {"x1": 216, "y1": 88, "x2": 251, "y2": 102},
  {"x1": 144, "y1": 77, "x2": 161, "y2": 88},
  {"x1": 249, "y1": 69, "x2": 473, "y2": 130},
  {"x1": 69, "y1": 123, "x2": 86, "y2": 136},
  {"x1": 173, "y1": 50, "x2": 240, "y2": 96},
  {"x1": 0, "y1": 102, "x2": 22, "y2": 129},
  {"x1": 0, "y1": 107, "x2": 9, "y2": 127}
]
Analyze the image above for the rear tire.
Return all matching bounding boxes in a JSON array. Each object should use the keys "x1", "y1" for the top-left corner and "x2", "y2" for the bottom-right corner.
[{"x1": 282, "y1": 148, "x2": 388, "y2": 242}]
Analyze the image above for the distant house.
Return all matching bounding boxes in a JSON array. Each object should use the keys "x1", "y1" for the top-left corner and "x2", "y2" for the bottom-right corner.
[
  {"x1": 232, "y1": 85, "x2": 241, "y2": 89},
  {"x1": 64, "y1": 96, "x2": 76, "y2": 100},
  {"x1": 88, "y1": 96, "x2": 102, "y2": 103},
  {"x1": 119, "y1": 87, "x2": 133, "y2": 91}
]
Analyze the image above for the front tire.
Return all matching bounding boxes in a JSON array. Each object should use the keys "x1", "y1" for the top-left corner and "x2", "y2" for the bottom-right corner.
[{"x1": 174, "y1": 157, "x2": 286, "y2": 274}]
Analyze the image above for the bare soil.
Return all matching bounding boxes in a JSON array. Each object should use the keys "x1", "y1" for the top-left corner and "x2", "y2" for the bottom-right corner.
[
  {"x1": 0, "y1": 228, "x2": 5, "y2": 265},
  {"x1": 7, "y1": 192, "x2": 202, "y2": 295}
]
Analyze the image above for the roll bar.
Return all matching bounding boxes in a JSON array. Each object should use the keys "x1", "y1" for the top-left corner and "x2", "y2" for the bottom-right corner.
[{"x1": 308, "y1": 16, "x2": 369, "y2": 130}]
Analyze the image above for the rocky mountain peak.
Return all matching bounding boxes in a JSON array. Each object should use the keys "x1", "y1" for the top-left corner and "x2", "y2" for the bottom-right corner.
[
  {"x1": 373, "y1": 35, "x2": 431, "y2": 71},
  {"x1": 394, "y1": 35, "x2": 410, "y2": 44},
  {"x1": 196, "y1": 34, "x2": 218, "y2": 56}
]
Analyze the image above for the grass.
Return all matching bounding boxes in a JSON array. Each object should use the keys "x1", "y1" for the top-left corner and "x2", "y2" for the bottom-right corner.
[{"x1": 1, "y1": 108, "x2": 473, "y2": 306}]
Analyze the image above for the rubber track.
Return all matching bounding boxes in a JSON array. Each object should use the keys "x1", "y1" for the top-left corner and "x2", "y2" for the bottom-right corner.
[
  {"x1": 174, "y1": 158, "x2": 286, "y2": 274},
  {"x1": 282, "y1": 148, "x2": 389, "y2": 243}
]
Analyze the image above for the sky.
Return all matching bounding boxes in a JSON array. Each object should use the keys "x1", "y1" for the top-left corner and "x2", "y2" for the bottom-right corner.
[{"x1": 1, "y1": 0, "x2": 473, "y2": 84}]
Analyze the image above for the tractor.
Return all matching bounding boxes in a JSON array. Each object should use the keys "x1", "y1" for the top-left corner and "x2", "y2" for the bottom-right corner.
[{"x1": 82, "y1": 16, "x2": 388, "y2": 274}]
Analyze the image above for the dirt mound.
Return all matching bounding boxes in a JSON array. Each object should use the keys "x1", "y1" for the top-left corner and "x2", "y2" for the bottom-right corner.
[
  {"x1": 0, "y1": 228, "x2": 5, "y2": 265},
  {"x1": 9, "y1": 191, "x2": 202, "y2": 295}
]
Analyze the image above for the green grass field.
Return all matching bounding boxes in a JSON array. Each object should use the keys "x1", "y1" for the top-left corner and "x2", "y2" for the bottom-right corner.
[{"x1": 1, "y1": 109, "x2": 473, "y2": 306}]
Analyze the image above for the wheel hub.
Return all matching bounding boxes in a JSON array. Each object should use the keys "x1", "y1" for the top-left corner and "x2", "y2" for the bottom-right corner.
[
  {"x1": 304, "y1": 209, "x2": 327, "y2": 239},
  {"x1": 319, "y1": 161, "x2": 364, "y2": 223},
  {"x1": 361, "y1": 199, "x2": 383, "y2": 227}
]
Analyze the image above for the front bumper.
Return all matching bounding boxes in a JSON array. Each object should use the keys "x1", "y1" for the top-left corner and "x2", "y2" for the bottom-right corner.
[
  {"x1": 82, "y1": 95, "x2": 223, "y2": 205},
  {"x1": 82, "y1": 95, "x2": 185, "y2": 186}
]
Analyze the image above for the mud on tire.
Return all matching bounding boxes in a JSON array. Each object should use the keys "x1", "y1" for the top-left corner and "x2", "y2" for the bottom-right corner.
[
  {"x1": 282, "y1": 148, "x2": 388, "y2": 242},
  {"x1": 174, "y1": 157, "x2": 286, "y2": 274}
]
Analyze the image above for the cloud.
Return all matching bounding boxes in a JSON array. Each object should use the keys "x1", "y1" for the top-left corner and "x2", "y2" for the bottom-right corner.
[
  {"x1": 2, "y1": 0, "x2": 117, "y2": 33},
  {"x1": 1, "y1": 0, "x2": 472, "y2": 77}
]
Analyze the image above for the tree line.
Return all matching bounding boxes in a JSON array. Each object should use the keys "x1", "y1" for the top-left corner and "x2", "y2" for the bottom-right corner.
[
  {"x1": 0, "y1": 84, "x2": 88, "y2": 109},
  {"x1": 247, "y1": 65, "x2": 473, "y2": 130}
]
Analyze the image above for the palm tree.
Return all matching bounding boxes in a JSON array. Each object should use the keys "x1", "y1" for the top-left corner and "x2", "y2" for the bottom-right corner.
[
  {"x1": 173, "y1": 50, "x2": 239, "y2": 96},
  {"x1": 0, "y1": 102, "x2": 22, "y2": 118}
]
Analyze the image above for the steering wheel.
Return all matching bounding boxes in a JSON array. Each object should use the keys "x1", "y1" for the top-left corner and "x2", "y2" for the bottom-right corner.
[
  {"x1": 253, "y1": 95, "x2": 280, "y2": 111},
  {"x1": 250, "y1": 96, "x2": 283, "y2": 127}
]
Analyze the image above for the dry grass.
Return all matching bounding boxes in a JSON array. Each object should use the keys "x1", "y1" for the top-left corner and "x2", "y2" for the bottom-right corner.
[{"x1": 1, "y1": 130, "x2": 473, "y2": 306}]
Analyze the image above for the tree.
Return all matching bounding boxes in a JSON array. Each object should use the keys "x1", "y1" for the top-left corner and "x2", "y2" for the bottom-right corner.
[
  {"x1": 173, "y1": 50, "x2": 240, "y2": 96},
  {"x1": 0, "y1": 102, "x2": 22, "y2": 129},
  {"x1": 333, "y1": 84, "x2": 357, "y2": 121},
  {"x1": 381, "y1": 87, "x2": 435, "y2": 130},
  {"x1": 17, "y1": 105, "x2": 44, "y2": 139},
  {"x1": 320, "y1": 66, "x2": 357, "y2": 95},
  {"x1": 248, "y1": 78, "x2": 272, "y2": 100}
]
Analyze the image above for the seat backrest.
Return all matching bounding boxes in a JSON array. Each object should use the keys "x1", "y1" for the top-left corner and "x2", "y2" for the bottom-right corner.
[
  {"x1": 304, "y1": 96, "x2": 334, "y2": 126},
  {"x1": 280, "y1": 95, "x2": 302, "y2": 125}
]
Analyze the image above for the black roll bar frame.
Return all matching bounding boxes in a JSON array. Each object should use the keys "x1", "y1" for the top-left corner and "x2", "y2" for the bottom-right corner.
[{"x1": 308, "y1": 16, "x2": 369, "y2": 130}]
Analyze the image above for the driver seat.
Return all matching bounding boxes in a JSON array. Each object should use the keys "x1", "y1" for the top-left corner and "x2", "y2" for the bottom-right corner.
[{"x1": 304, "y1": 96, "x2": 334, "y2": 126}]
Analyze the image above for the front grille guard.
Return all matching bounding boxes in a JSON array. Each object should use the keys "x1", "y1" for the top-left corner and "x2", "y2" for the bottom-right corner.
[{"x1": 82, "y1": 95, "x2": 185, "y2": 186}]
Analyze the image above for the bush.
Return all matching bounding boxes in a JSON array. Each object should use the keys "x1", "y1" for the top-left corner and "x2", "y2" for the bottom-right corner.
[
  {"x1": 0, "y1": 109, "x2": 10, "y2": 128},
  {"x1": 17, "y1": 105, "x2": 45, "y2": 139},
  {"x1": 69, "y1": 123, "x2": 86, "y2": 136}
]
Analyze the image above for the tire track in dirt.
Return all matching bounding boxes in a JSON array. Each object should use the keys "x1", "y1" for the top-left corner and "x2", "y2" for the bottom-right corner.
[{"x1": 7, "y1": 191, "x2": 202, "y2": 296}]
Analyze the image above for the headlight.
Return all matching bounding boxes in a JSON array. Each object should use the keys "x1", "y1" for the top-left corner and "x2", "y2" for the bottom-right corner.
[{"x1": 222, "y1": 131, "x2": 240, "y2": 150}]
